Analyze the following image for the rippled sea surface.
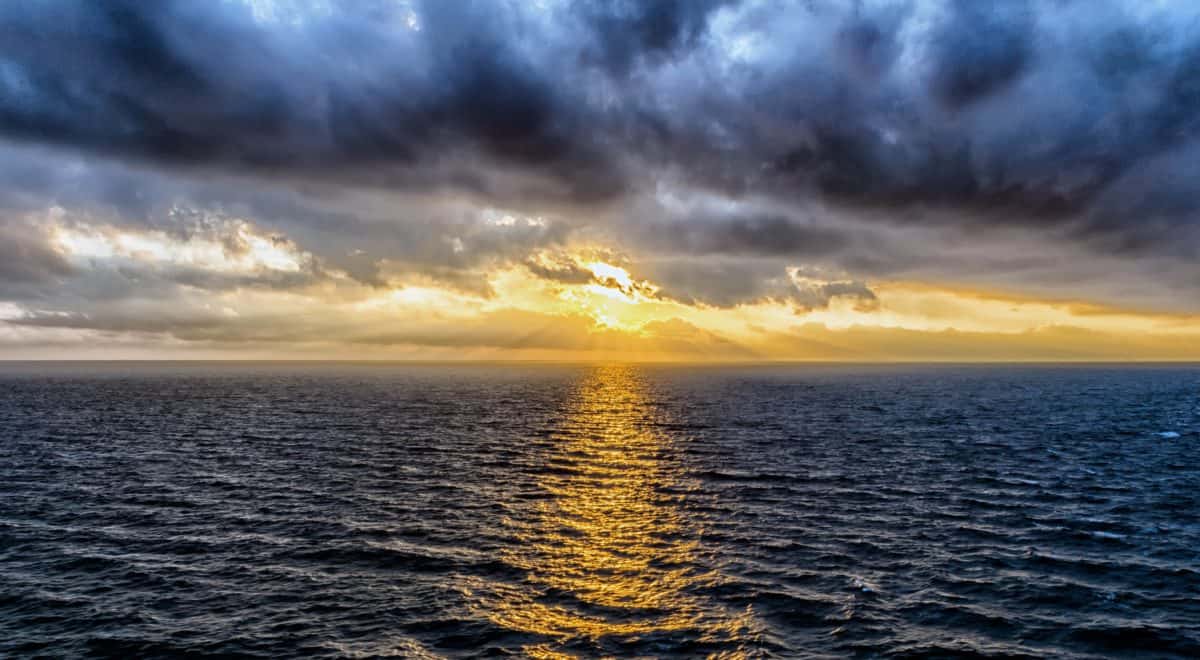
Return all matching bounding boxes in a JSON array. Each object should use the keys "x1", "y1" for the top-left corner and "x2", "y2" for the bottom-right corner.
[{"x1": 2, "y1": 363, "x2": 1199, "y2": 658}]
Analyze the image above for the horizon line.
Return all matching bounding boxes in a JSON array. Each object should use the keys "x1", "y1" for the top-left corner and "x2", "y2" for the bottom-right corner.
[{"x1": 3, "y1": 359, "x2": 1199, "y2": 366}]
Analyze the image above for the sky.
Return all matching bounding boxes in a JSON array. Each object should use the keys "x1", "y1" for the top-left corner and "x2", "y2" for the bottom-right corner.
[{"x1": 1, "y1": 0, "x2": 1199, "y2": 360}]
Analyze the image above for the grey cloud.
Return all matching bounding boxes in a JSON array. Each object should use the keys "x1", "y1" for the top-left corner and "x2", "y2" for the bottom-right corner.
[
  {"x1": 0, "y1": 144, "x2": 582, "y2": 298},
  {"x1": 0, "y1": 222, "x2": 74, "y2": 295},
  {"x1": 7, "y1": 305, "x2": 609, "y2": 352},
  {"x1": 639, "y1": 257, "x2": 875, "y2": 310},
  {"x1": 523, "y1": 258, "x2": 596, "y2": 286},
  {"x1": 629, "y1": 210, "x2": 851, "y2": 257},
  {"x1": 790, "y1": 273, "x2": 877, "y2": 311},
  {"x1": 8, "y1": 309, "x2": 230, "y2": 336},
  {"x1": 0, "y1": 0, "x2": 1198, "y2": 315},
  {"x1": 640, "y1": 259, "x2": 794, "y2": 308}
]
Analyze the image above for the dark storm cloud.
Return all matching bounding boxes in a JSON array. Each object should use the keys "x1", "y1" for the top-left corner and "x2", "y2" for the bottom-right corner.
[
  {"x1": 1, "y1": 0, "x2": 1199, "y2": 312},
  {"x1": 574, "y1": 0, "x2": 735, "y2": 73},
  {"x1": 0, "y1": 0, "x2": 621, "y2": 203},
  {"x1": 1, "y1": 0, "x2": 1198, "y2": 222},
  {"x1": 926, "y1": 1, "x2": 1032, "y2": 109}
]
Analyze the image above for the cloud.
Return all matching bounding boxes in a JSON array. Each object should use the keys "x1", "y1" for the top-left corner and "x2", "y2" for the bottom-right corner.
[
  {"x1": 523, "y1": 254, "x2": 598, "y2": 286},
  {"x1": 0, "y1": 0, "x2": 1198, "y2": 353},
  {"x1": 637, "y1": 257, "x2": 876, "y2": 309},
  {"x1": 756, "y1": 322, "x2": 1200, "y2": 362},
  {"x1": 625, "y1": 206, "x2": 852, "y2": 258},
  {"x1": 5, "y1": 302, "x2": 752, "y2": 359},
  {"x1": 926, "y1": 1, "x2": 1032, "y2": 109},
  {"x1": 3, "y1": 0, "x2": 1199, "y2": 226},
  {"x1": 0, "y1": 221, "x2": 75, "y2": 294},
  {"x1": 574, "y1": 0, "x2": 735, "y2": 74},
  {"x1": 0, "y1": 0, "x2": 623, "y2": 204},
  {"x1": 0, "y1": 143, "x2": 589, "y2": 301}
]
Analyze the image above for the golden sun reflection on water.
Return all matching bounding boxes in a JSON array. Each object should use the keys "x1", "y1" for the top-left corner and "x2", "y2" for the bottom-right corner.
[{"x1": 477, "y1": 366, "x2": 763, "y2": 658}]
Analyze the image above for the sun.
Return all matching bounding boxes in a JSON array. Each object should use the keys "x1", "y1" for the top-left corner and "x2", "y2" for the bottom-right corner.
[
  {"x1": 543, "y1": 261, "x2": 663, "y2": 332},
  {"x1": 586, "y1": 261, "x2": 635, "y2": 293}
]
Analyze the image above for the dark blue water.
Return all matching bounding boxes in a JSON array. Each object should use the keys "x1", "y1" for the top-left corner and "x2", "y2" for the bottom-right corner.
[{"x1": 1, "y1": 363, "x2": 1198, "y2": 658}]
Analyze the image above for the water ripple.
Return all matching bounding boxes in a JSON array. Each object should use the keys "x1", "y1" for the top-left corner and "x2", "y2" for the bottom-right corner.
[{"x1": 1, "y1": 362, "x2": 1198, "y2": 657}]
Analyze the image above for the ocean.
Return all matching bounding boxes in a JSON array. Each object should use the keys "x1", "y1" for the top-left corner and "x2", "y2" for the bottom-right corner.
[{"x1": 1, "y1": 363, "x2": 1197, "y2": 658}]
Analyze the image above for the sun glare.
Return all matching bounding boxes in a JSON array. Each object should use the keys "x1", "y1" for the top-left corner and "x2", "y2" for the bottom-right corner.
[{"x1": 586, "y1": 261, "x2": 634, "y2": 292}]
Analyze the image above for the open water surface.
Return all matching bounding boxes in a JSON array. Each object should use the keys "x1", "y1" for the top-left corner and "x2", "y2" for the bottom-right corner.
[{"x1": 1, "y1": 363, "x2": 1198, "y2": 658}]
